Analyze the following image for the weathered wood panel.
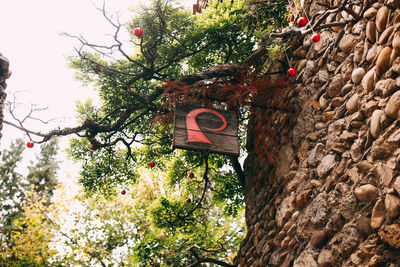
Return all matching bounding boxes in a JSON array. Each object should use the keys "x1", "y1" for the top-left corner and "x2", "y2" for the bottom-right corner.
[{"x1": 173, "y1": 105, "x2": 240, "y2": 156}]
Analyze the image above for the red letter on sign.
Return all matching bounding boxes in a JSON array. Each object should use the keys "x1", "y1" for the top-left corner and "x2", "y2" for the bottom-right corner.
[{"x1": 186, "y1": 108, "x2": 227, "y2": 144}]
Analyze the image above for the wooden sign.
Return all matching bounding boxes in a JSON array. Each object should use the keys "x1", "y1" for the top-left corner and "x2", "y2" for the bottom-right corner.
[{"x1": 173, "y1": 105, "x2": 240, "y2": 156}]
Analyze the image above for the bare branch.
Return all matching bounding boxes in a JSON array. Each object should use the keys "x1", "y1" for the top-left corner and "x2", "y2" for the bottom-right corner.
[{"x1": 270, "y1": 0, "x2": 363, "y2": 41}]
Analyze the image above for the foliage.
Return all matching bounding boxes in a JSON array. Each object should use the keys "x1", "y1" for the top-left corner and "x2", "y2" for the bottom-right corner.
[
  {"x1": 0, "y1": 138, "x2": 59, "y2": 265},
  {"x1": 0, "y1": 139, "x2": 26, "y2": 230},
  {"x1": 187, "y1": 0, "x2": 255, "y2": 72},
  {"x1": 26, "y1": 138, "x2": 59, "y2": 203},
  {"x1": 46, "y1": 169, "x2": 245, "y2": 266},
  {"x1": 64, "y1": 0, "x2": 259, "y2": 206},
  {"x1": 244, "y1": 0, "x2": 289, "y2": 41},
  {"x1": 1, "y1": 0, "x2": 295, "y2": 265},
  {"x1": 0, "y1": 138, "x2": 59, "y2": 232},
  {"x1": 60, "y1": 1, "x2": 294, "y2": 263},
  {"x1": 260, "y1": 39, "x2": 290, "y2": 75},
  {"x1": 0, "y1": 191, "x2": 59, "y2": 266}
]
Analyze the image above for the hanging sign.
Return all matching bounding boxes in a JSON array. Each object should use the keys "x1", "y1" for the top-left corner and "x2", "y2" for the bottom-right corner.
[{"x1": 173, "y1": 105, "x2": 240, "y2": 156}]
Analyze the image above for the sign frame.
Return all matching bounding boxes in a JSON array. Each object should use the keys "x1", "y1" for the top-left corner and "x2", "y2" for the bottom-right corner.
[{"x1": 173, "y1": 105, "x2": 240, "y2": 156}]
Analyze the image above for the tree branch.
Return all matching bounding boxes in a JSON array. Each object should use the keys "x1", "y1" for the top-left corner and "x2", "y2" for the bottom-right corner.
[
  {"x1": 229, "y1": 156, "x2": 245, "y2": 187},
  {"x1": 270, "y1": 0, "x2": 363, "y2": 40}
]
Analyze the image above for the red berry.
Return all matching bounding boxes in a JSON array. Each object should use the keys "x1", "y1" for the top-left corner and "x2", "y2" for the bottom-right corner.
[
  {"x1": 186, "y1": 198, "x2": 192, "y2": 203},
  {"x1": 134, "y1": 27, "x2": 143, "y2": 37},
  {"x1": 26, "y1": 141, "x2": 34, "y2": 148},
  {"x1": 288, "y1": 68, "x2": 296, "y2": 76},
  {"x1": 189, "y1": 172, "x2": 194, "y2": 178},
  {"x1": 297, "y1": 17, "x2": 307, "y2": 27},
  {"x1": 121, "y1": 189, "x2": 126, "y2": 195},
  {"x1": 91, "y1": 145, "x2": 97, "y2": 150},
  {"x1": 312, "y1": 33, "x2": 320, "y2": 42},
  {"x1": 149, "y1": 161, "x2": 155, "y2": 167}
]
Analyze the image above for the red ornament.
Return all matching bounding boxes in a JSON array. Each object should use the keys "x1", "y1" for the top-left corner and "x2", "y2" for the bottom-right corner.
[
  {"x1": 134, "y1": 27, "x2": 143, "y2": 37},
  {"x1": 297, "y1": 17, "x2": 307, "y2": 27},
  {"x1": 186, "y1": 198, "x2": 192, "y2": 203},
  {"x1": 312, "y1": 33, "x2": 320, "y2": 42},
  {"x1": 149, "y1": 161, "x2": 155, "y2": 167},
  {"x1": 94, "y1": 65, "x2": 100, "y2": 74},
  {"x1": 121, "y1": 189, "x2": 126, "y2": 195},
  {"x1": 26, "y1": 141, "x2": 34, "y2": 148},
  {"x1": 189, "y1": 172, "x2": 194, "y2": 178},
  {"x1": 288, "y1": 68, "x2": 297, "y2": 76}
]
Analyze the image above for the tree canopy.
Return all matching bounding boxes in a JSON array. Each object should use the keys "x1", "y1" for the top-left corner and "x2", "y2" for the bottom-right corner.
[
  {"x1": 0, "y1": 139, "x2": 59, "y2": 265},
  {"x1": 2, "y1": 0, "x2": 294, "y2": 265}
]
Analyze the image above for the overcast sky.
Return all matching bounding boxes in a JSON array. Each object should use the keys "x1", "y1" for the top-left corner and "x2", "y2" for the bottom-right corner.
[{"x1": 0, "y1": 0, "x2": 195, "y2": 182}]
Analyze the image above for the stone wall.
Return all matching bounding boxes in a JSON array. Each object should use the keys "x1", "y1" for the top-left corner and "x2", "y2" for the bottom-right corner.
[
  {"x1": 237, "y1": 0, "x2": 400, "y2": 266},
  {"x1": 0, "y1": 54, "x2": 10, "y2": 146}
]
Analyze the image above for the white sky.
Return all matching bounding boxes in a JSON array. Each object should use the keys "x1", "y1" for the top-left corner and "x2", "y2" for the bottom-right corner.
[{"x1": 0, "y1": 0, "x2": 195, "y2": 183}]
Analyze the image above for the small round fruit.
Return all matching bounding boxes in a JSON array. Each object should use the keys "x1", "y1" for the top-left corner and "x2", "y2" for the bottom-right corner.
[
  {"x1": 186, "y1": 198, "x2": 192, "y2": 203},
  {"x1": 149, "y1": 161, "x2": 155, "y2": 167},
  {"x1": 26, "y1": 141, "x2": 34, "y2": 148},
  {"x1": 312, "y1": 33, "x2": 320, "y2": 42},
  {"x1": 134, "y1": 27, "x2": 143, "y2": 37},
  {"x1": 288, "y1": 68, "x2": 297, "y2": 76},
  {"x1": 189, "y1": 172, "x2": 194, "y2": 178},
  {"x1": 121, "y1": 189, "x2": 126, "y2": 195},
  {"x1": 297, "y1": 17, "x2": 307, "y2": 27},
  {"x1": 91, "y1": 145, "x2": 97, "y2": 150}
]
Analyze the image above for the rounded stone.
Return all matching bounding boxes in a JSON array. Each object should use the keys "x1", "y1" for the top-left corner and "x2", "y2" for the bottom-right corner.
[
  {"x1": 352, "y1": 20, "x2": 366, "y2": 35},
  {"x1": 283, "y1": 221, "x2": 293, "y2": 231},
  {"x1": 310, "y1": 230, "x2": 330, "y2": 249},
  {"x1": 371, "y1": 198, "x2": 385, "y2": 229},
  {"x1": 281, "y1": 236, "x2": 291, "y2": 248},
  {"x1": 378, "y1": 25, "x2": 394, "y2": 44},
  {"x1": 366, "y1": 45, "x2": 381, "y2": 63},
  {"x1": 354, "y1": 42, "x2": 364, "y2": 64},
  {"x1": 376, "y1": 46, "x2": 392, "y2": 77},
  {"x1": 339, "y1": 34, "x2": 356, "y2": 53},
  {"x1": 346, "y1": 93, "x2": 359, "y2": 114},
  {"x1": 288, "y1": 238, "x2": 297, "y2": 247},
  {"x1": 385, "y1": 194, "x2": 400, "y2": 218},
  {"x1": 385, "y1": 91, "x2": 400, "y2": 119},
  {"x1": 393, "y1": 32, "x2": 400, "y2": 55},
  {"x1": 357, "y1": 216, "x2": 372, "y2": 237},
  {"x1": 315, "y1": 122, "x2": 326, "y2": 130},
  {"x1": 319, "y1": 95, "x2": 329, "y2": 110},
  {"x1": 289, "y1": 212, "x2": 299, "y2": 223},
  {"x1": 359, "y1": 160, "x2": 374, "y2": 172},
  {"x1": 314, "y1": 31, "x2": 333, "y2": 53},
  {"x1": 370, "y1": 109, "x2": 384, "y2": 138},
  {"x1": 376, "y1": 6, "x2": 389, "y2": 32},
  {"x1": 296, "y1": 189, "x2": 311, "y2": 207},
  {"x1": 351, "y1": 121, "x2": 364, "y2": 128},
  {"x1": 355, "y1": 184, "x2": 379, "y2": 202},
  {"x1": 331, "y1": 13, "x2": 344, "y2": 32},
  {"x1": 366, "y1": 21, "x2": 376, "y2": 43},
  {"x1": 341, "y1": 84, "x2": 353, "y2": 96},
  {"x1": 331, "y1": 97, "x2": 344, "y2": 107},
  {"x1": 318, "y1": 250, "x2": 335, "y2": 267},
  {"x1": 374, "y1": 78, "x2": 397, "y2": 98},
  {"x1": 362, "y1": 67, "x2": 376, "y2": 92},
  {"x1": 317, "y1": 154, "x2": 337, "y2": 177},
  {"x1": 364, "y1": 7, "x2": 378, "y2": 19},
  {"x1": 351, "y1": 67, "x2": 366, "y2": 84},
  {"x1": 394, "y1": 177, "x2": 400, "y2": 195},
  {"x1": 328, "y1": 75, "x2": 345, "y2": 98}
]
